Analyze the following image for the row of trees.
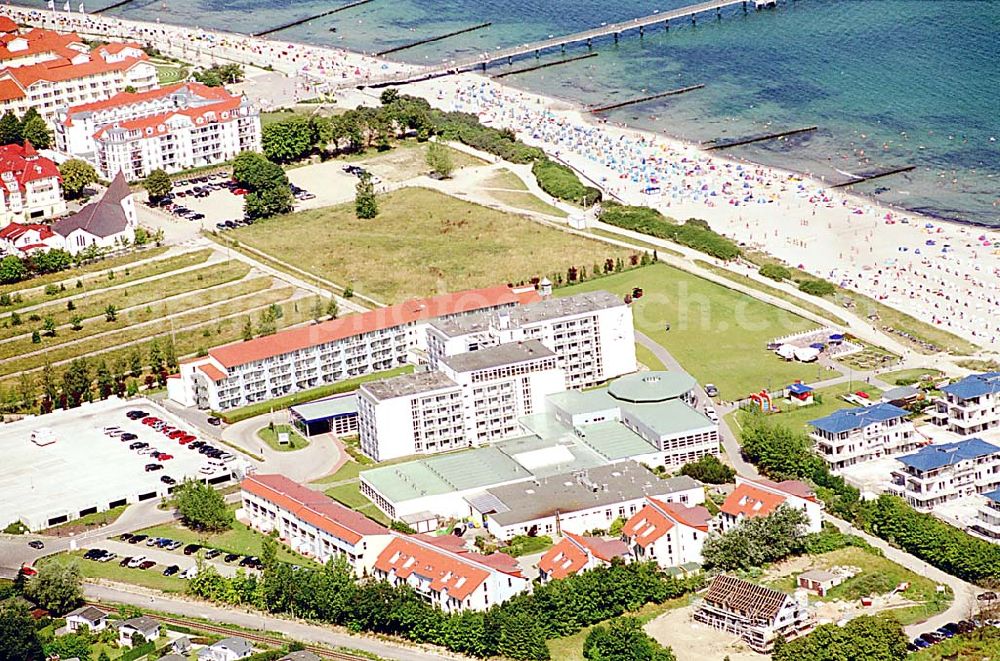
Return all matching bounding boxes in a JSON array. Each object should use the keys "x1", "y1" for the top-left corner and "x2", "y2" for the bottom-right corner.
[
  {"x1": 0, "y1": 249, "x2": 74, "y2": 285},
  {"x1": 598, "y1": 202, "x2": 741, "y2": 261},
  {"x1": 14, "y1": 336, "x2": 180, "y2": 413},
  {"x1": 187, "y1": 551, "x2": 701, "y2": 660},
  {"x1": 192, "y1": 63, "x2": 245, "y2": 88},
  {"x1": 773, "y1": 614, "x2": 908, "y2": 661},
  {"x1": 701, "y1": 507, "x2": 809, "y2": 571},
  {"x1": 0, "y1": 108, "x2": 52, "y2": 149}
]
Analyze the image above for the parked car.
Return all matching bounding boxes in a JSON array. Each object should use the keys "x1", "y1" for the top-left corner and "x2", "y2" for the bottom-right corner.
[
  {"x1": 97, "y1": 552, "x2": 117, "y2": 563},
  {"x1": 166, "y1": 540, "x2": 183, "y2": 551},
  {"x1": 180, "y1": 566, "x2": 198, "y2": 579},
  {"x1": 84, "y1": 548, "x2": 106, "y2": 560},
  {"x1": 137, "y1": 560, "x2": 156, "y2": 570},
  {"x1": 127, "y1": 556, "x2": 147, "y2": 568},
  {"x1": 704, "y1": 383, "x2": 719, "y2": 397},
  {"x1": 27, "y1": 540, "x2": 44, "y2": 550},
  {"x1": 224, "y1": 553, "x2": 240, "y2": 563},
  {"x1": 161, "y1": 475, "x2": 177, "y2": 485},
  {"x1": 144, "y1": 463, "x2": 164, "y2": 472},
  {"x1": 120, "y1": 432, "x2": 138, "y2": 442},
  {"x1": 129, "y1": 534, "x2": 147, "y2": 544},
  {"x1": 204, "y1": 549, "x2": 222, "y2": 560},
  {"x1": 129, "y1": 441, "x2": 147, "y2": 450},
  {"x1": 178, "y1": 435, "x2": 197, "y2": 445},
  {"x1": 163, "y1": 565, "x2": 180, "y2": 576},
  {"x1": 119, "y1": 534, "x2": 134, "y2": 542},
  {"x1": 158, "y1": 453, "x2": 174, "y2": 461},
  {"x1": 126, "y1": 410, "x2": 148, "y2": 420},
  {"x1": 207, "y1": 417, "x2": 221, "y2": 426}
]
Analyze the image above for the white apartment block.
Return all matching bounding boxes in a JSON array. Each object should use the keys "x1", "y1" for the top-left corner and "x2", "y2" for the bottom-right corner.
[
  {"x1": 889, "y1": 438, "x2": 1000, "y2": 510},
  {"x1": 358, "y1": 340, "x2": 565, "y2": 461},
  {"x1": 0, "y1": 29, "x2": 156, "y2": 122},
  {"x1": 622, "y1": 495, "x2": 712, "y2": 569},
  {"x1": 695, "y1": 575, "x2": 814, "y2": 653},
  {"x1": 809, "y1": 402, "x2": 918, "y2": 471},
  {"x1": 466, "y1": 463, "x2": 703, "y2": 541},
  {"x1": 932, "y1": 372, "x2": 1000, "y2": 436},
  {"x1": 970, "y1": 489, "x2": 1000, "y2": 543},
  {"x1": 718, "y1": 476, "x2": 823, "y2": 534},
  {"x1": 0, "y1": 141, "x2": 65, "y2": 225},
  {"x1": 240, "y1": 474, "x2": 393, "y2": 576},
  {"x1": 373, "y1": 534, "x2": 529, "y2": 612},
  {"x1": 426, "y1": 290, "x2": 636, "y2": 390},
  {"x1": 169, "y1": 285, "x2": 540, "y2": 411},
  {"x1": 55, "y1": 82, "x2": 260, "y2": 180}
]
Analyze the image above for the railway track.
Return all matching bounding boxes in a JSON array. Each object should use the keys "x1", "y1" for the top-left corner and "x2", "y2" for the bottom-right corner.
[{"x1": 84, "y1": 601, "x2": 370, "y2": 661}]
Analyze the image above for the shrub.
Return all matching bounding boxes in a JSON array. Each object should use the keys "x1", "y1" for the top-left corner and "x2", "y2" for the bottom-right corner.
[
  {"x1": 430, "y1": 110, "x2": 543, "y2": 163},
  {"x1": 679, "y1": 455, "x2": 735, "y2": 484},
  {"x1": 531, "y1": 158, "x2": 601, "y2": 206},
  {"x1": 759, "y1": 263, "x2": 791, "y2": 281},
  {"x1": 797, "y1": 279, "x2": 836, "y2": 297},
  {"x1": 599, "y1": 203, "x2": 740, "y2": 260}
]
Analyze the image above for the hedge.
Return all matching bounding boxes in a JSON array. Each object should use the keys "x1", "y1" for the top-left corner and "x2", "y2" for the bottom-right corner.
[
  {"x1": 599, "y1": 203, "x2": 740, "y2": 260},
  {"x1": 531, "y1": 158, "x2": 602, "y2": 206},
  {"x1": 431, "y1": 111, "x2": 543, "y2": 163},
  {"x1": 797, "y1": 279, "x2": 836, "y2": 297},
  {"x1": 759, "y1": 263, "x2": 791, "y2": 282}
]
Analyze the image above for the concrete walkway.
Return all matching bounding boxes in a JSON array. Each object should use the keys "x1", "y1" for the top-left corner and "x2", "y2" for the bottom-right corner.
[{"x1": 83, "y1": 582, "x2": 455, "y2": 661}]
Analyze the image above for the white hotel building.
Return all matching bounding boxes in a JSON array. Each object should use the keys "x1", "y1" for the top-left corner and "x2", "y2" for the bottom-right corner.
[
  {"x1": 55, "y1": 82, "x2": 260, "y2": 181},
  {"x1": 358, "y1": 340, "x2": 565, "y2": 461},
  {"x1": 809, "y1": 402, "x2": 919, "y2": 472},
  {"x1": 169, "y1": 285, "x2": 540, "y2": 411},
  {"x1": 426, "y1": 290, "x2": 636, "y2": 390},
  {"x1": 889, "y1": 438, "x2": 1000, "y2": 511}
]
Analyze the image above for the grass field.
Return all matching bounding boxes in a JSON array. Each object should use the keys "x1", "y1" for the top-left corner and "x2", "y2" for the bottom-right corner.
[
  {"x1": 257, "y1": 423, "x2": 309, "y2": 452},
  {"x1": 482, "y1": 169, "x2": 528, "y2": 190},
  {"x1": 730, "y1": 382, "x2": 884, "y2": 436},
  {"x1": 545, "y1": 595, "x2": 695, "y2": 661},
  {"x1": 40, "y1": 551, "x2": 189, "y2": 593},
  {"x1": 763, "y1": 546, "x2": 951, "y2": 627},
  {"x1": 485, "y1": 189, "x2": 568, "y2": 218},
  {"x1": 635, "y1": 343, "x2": 666, "y2": 370},
  {"x1": 340, "y1": 139, "x2": 486, "y2": 181},
  {"x1": 323, "y1": 482, "x2": 389, "y2": 526},
  {"x1": 0, "y1": 246, "x2": 169, "y2": 295},
  {"x1": 557, "y1": 263, "x2": 837, "y2": 398},
  {"x1": 228, "y1": 187, "x2": 635, "y2": 304},
  {"x1": 154, "y1": 63, "x2": 188, "y2": 84},
  {"x1": 42, "y1": 505, "x2": 127, "y2": 536},
  {"x1": 880, "y1": 368, "x2": 945, "y2": 386},
  {"x1": 139, "y1": 514, "x2": 307, "y2": 565}
]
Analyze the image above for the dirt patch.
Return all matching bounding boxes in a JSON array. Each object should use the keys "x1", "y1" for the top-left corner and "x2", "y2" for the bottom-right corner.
[{"x1": 644, "y1": 604, "x2": 764, "y2": 661}]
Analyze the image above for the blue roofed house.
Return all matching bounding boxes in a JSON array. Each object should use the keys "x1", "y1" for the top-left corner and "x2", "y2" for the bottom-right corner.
[
  {"x1": 932, "y1": 372, "x2": 1000, "y2": 436},
  {"x1": 809, "y1": 403, "x2": 918, "y2": 472},
  {"x1": 889, "y1": 438, "x2": 1000, "y2": 511}
]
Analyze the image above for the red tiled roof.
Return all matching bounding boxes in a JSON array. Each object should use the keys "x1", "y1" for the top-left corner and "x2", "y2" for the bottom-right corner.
[
  {"x1": 197, "y1": 363, "x2": 227, "y2": 382},
  {"x1": 0, "y1": 17, "x2": 17, "y2": 33},
  {"x1": 374, "y1": 536, "x2": 490, "y2": 602},
  {"x1": 0, "y1": 222, "x2": 54, "y2": 242},
  {"x1": 649, "y1": 499, "x2": 712, "y2": 532},
  {"x1": 210, "y1": 285, "x2": 540, "y2": 369},
  {"x1": 68, "y1": 81, "x2": 236, "y2": 120},
  {"x1": 622, "y1": 502, "x2": 674, "y2": 548},
  {"x1": 0, "y1": 142, "x2": 60, "y2": 192},
  {"x1": 241, "y1": 474, "x2": 388, "y2": 546},
  {"x1": 93, "y1": 96, "x2": 243, "y2": 141},
  {"x1": 720, "y1": 483, "x2": 786, "y2": 520},
  {"x1": 0, "y1": 77, "x2": 24, "y2": 101},
  {"x1": 538, "y1": 537, "x2": 588, "y2": 580},
  {"x1": 8, "y1": 54, "x2": 148, "y2": 87}
]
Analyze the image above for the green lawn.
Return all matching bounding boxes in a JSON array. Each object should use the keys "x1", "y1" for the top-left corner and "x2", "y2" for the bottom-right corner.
[
  {"x1": 763, "y1": 546, "x2": 951, "y2": 627},
  {"x1": 557, "y1": 263, "x2": 837, "y2": 398},
  {"x1": 743, "y1": 382, "x2": 884, "y2": 435},
  {"x1": 836, "y1": 342, "x2": 900, "y2": 372},
  {"x1": 635, "y1": 342, "x2": 666, "y2": 370},
  {"x1": 228, "y1": 187, "x2": 635, "y2": 304},
  {"x1": 881, "y1": 368, "x2": 945, "y2": 386},
  {"x1": 546, "y1": 595, "x2": 694, "y2": 661},
  {"x1": 137, "y1": 516, "x2": 308, "y2": 566},
  {"x1": 257, "y1": 424, "x2": 310, "y2": 452},
  {"x1": 0, "y1": 246, "x2": 168, "y2": 296},
  {"x1": 42, "y1": 505, "x2": 127, "y2": 536},
  {"x1": 40, "y1": 551, "x2": 189, "y2": 593},
  {"x1": 486, "y1": 189, "x2": 568, "y2": 218},
  {"x1": 339, "y1": 139, "x2": 486, "y2": 182},
  {"x1": 154, "y1": 63, "x2": 188, "y2": 84},
  {"x1": 324, "y1": 482, "x2": 370, "y2": 509},
  {"x1": 482, "y1": 168, "x2": 529, "y2": 191}
]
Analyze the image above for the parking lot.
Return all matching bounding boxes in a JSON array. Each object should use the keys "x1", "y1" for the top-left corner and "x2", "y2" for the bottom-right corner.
[
  {"x1": 0, "y1": 398, "x2": 234, "y2": 531},
  {"x1": 145, "y1": 171, "x2": 317, "y2": 231},
  {"x1": 81, "y1": 535, "x2": 262, "y2": 580}
]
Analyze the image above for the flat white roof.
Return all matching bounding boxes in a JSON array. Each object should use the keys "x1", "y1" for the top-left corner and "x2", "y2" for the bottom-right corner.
[{"x1": 0, "y1": 397, "x2": 226, "y2": 530}]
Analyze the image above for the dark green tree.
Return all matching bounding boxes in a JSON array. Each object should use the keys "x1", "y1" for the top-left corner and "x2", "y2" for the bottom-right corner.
[
  {"x1": 95, "y1": 359, "x2": 114, "y2": 399},
  {"x1": 25, "y1": 558, "x2": 83, "y2": 614},
  {"x1": 31, "y1": 248, "x2": 72, "y2": 274},
  {"x1": 174, "y1": 479, "x2": 233, "y2": 532},
  {"x1": 61, "y1": 358, "x2": 92, "y2": 407},
  {"x1": 261, "y1": 116, "x2": 316, "y2": 163},
  {"x1": 355, "y1": 172, "x2": 378, "y2": 219},
  {"x1": 0, "y1": 255, "x2": 26, "y2": 284},
  {"x1": 584, "y1": 616, "x2": 676, "y2": 661},
  {"x1": 701, "y1": 506, "x2": 808, "y2": 571},
  {"x1": 58, "y1": 159, "x2": 98, "y2": 199},
  {"x1": 143, "y1": 168, "x2": 172, "y2": 202},
  {"x1": 0, "y1": 601, "x2": 44, "y2": 661},
  {"x1": 426, "y1": 140, "x2": 454, "y2": 178},
  {"x1": 245, "y1": 184, "x2": 293, "y2": 220},
  {"x1": 679, "y1": 454, "x2": 735, "y2": 484},
  {"x1": 0, "y1": 110, "x2": 22, "y2": 145},
  {"x1": 773, "y1": 615, "x2": 906, "y2": 661},
  {"x1": 20, "y1": 111, "x2": 51, "y2": 150}
]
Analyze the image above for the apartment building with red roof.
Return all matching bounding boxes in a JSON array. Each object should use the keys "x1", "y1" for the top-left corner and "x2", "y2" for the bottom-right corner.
[
  {"x1": 0, "y1": 140, "x2": 65, "y2": 225},
  {"x1": 718, "y1": 475, "x2": 823, "y2": 534},
  {"x1": 0, "y1": 26, "x2": 156, "y2": 121},
  {"x1": 169, "y1": 284, "x2": 541, "y2": 412},
  {"x1": 240, "y1": 473, "x2": 393, "y2": 575},
  {"x1": 537, "y1": 531, "x2": 628, "y2": 582},
  {"x1": 621, "y1": 496, "x2": 712, "y2": 569},
  {"x1": 372, "y1": 534, "x2": 529, "y2": 612},
  {"x1": 55, "y1": 82, "x2": 260, "y2": 180}
]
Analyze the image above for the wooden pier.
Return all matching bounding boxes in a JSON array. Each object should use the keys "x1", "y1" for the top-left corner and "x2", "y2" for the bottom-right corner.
[
  {"x1": 703, "y1": 126, "x2": 817, "y2": 150},
  {"x1": 829, "y1": 165, "x2": 915, "y2": 189},
  {"x1": 253, "y1": 0, "x2": 375, "y2": 38},
  {"x1": 376, "y1": 23, "x2": 492, "y2": 57},
  {"x1": 492, "y1": 52, "x2": 599, "y2": 79},
  {"x1": 353, "y1": 0, "x2": 782, "y2": 88},
  {"x1": 92, "y1": 0, "x2": 137, "y2": 14},
  {"x1": 589, "y1": 84, "x2": 704, "y2": 113}
]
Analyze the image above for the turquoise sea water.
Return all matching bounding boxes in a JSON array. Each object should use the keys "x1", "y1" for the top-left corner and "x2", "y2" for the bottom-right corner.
[{"x1": 25, "y1": 0, "x2": 1000, "y2": 225}]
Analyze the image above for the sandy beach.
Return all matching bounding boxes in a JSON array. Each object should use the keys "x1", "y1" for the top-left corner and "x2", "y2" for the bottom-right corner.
[{"x1": 6, "y1": 5, "x2": 998, "y2": 353}]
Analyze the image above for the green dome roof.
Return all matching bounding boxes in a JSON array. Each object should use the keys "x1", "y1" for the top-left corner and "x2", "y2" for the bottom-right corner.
[{"x1": 608, "y1": 371, "x2": 696, "y2": 403}]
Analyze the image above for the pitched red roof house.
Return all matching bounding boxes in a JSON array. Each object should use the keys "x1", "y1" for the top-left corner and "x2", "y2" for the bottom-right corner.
[
  {"x1": 622, "y1": 497, "x2": 712, "y2": 549},
  {"x1": 0, "y1": 141, "x2": 61, "y2": 192},
  {"x1": 373, "y1": 536, "x2": 491, "y2": 602},
  {"x1": 538, "y1": 532, "x2": 628, "y2": 580}
]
